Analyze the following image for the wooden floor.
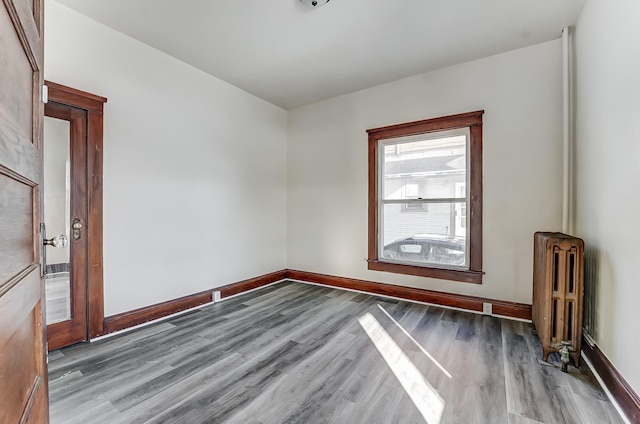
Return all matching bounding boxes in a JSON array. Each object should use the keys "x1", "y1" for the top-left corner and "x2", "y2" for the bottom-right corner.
[{"x1": 48, "y1": 281, "x2": 624, "y2": 424}]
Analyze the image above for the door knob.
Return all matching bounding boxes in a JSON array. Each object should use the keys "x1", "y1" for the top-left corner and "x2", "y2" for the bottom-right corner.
[{"x1": 44, "y1": 234, "x2": 68, "y2": 248}]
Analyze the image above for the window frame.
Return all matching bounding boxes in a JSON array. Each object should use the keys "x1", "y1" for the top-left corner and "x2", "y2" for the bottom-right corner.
[{"x1": 367, "y1": 110, "x2": 484, "y2": 284}]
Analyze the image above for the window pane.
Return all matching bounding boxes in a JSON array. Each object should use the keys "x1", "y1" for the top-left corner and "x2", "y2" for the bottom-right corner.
[
  {"x1": 381, "y1": 202, "x2": 467, "y2": 267},
  {"x1": 383, "y1": 134, "x2": 467, "y2": 200}
]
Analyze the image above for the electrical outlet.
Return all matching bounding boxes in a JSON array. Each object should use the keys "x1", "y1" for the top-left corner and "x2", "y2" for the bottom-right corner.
[
  {"x1": 213, "y1": 291, "x2": 221, "y2": 302},
  {"x1": 482, "y1": 302, "x2": 492, "y2": 315}
]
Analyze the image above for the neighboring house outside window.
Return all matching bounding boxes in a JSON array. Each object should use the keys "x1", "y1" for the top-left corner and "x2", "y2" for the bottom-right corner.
[{"x1": 366, "y1": 111, "x2": 484, "y2": 284}]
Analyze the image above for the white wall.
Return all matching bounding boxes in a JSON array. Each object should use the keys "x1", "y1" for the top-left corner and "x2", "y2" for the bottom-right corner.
[
  {"x1": 574, "y1": 0, "x2": 640, "y2": 395},
  {"x1": 45, "y1": 0, "x2": 288, "y2": 316},
  {"x1": 288, "y1": 40, "x2": 563, "y2": 304}
]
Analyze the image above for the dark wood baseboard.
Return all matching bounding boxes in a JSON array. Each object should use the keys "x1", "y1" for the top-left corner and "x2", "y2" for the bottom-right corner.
[
  {"x1": 582, "y1": 339, "x2": 640, "y2": 423},
  {"x1": 101, "y1": 268, "x2": 531, "y2": 337},
  {"x1": 286, "y1": 269, "x2": 532, "y2": 320},
  {"x1": 103, "y1": 291, "x2": 213, "y2": 334},
  {"x1": 218, "y1": 270, "x2": 288, "y2": 298},
  {"x1": 102, "y1": 270, "x2": 288, "y2": 335}
]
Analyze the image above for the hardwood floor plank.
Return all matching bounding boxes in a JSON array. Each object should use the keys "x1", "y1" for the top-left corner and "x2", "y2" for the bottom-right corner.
[
  {"x1": 52, "y1": 399, "x2": 121, "y2": 424},
  {"x1": 467, "y1": 315, "x2": 509, "y2": 424},
  {"x1": 49, "y1": 362, "x2": 174, "y2": 420},
  {"x1": 503, "y1": 321, "x2": 557, "y2": 423},
  {"x1": 502, "y1": 319, "x2": 625, "y2": 424},
  {"x1": 509, "y1": 412, "x2": 546, "y2": 424},
  {"x1": 122, "y1": 352, "x2": 245, "y2": 423},
  {"x1": 48, "y1": 322, "x2": 176, "y2": 377},
  {"x1": 48, "y1": 281, "x2": 624, "y2": 424}
]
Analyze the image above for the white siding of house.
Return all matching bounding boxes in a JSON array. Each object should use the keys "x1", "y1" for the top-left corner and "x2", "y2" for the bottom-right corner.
[{"x1": 383, "y1": 177, "x2": 464, "y2": 245}]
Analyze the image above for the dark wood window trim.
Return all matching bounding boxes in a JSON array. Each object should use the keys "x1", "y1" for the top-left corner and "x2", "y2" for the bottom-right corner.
[
  {"x1": 367, "y1": 110, "x2": 484, "y2": 284},
  {"x1": 46, "y1": 81, "x2": 107, "y2": 337}
]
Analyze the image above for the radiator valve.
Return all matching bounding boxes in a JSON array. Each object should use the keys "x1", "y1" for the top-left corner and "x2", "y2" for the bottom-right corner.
[{"x1": 560, "y1": 341, "x2": 571, "y2": 373}]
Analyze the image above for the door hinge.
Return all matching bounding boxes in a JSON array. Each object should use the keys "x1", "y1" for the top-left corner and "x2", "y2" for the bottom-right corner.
[{"x1": 42, "y1": 84, "x2": 48, "y2": 104}]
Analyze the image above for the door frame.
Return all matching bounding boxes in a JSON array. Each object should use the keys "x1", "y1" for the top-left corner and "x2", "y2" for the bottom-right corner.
[
  {"x1": 44, "y1": 102, "x2": 89, "y2": 349},
  {"x1": 45, "y1": 81, "x2": 107, "y2": 341}
]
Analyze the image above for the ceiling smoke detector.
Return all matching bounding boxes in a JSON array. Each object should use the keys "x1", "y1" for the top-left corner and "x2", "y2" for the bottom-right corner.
[{"x1": 300, "y1": 0, "x2": 330, "y2": 8}]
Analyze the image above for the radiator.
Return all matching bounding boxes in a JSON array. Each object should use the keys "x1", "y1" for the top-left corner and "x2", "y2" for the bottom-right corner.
[{"x1": 532, "y1": 232, "x2": 584, "y2": 368}]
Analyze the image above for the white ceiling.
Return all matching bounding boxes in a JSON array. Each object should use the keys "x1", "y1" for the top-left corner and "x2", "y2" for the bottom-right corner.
[{"x1": 55, "y1": 0, "x2": 586, "y2": 110}]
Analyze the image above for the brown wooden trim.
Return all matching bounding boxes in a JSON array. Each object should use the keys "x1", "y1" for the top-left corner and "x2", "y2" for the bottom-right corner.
[
  {"x1": 469, "y1": 122, "x2": 483, "y2": 271},
  {"x1": 101, "y1": 270, "x2": 288, "y2": 335},
  {"x1": 100, "y1": 267, "x2": 531, "y2": 338},
  {"x1": 582, "y1": 339, "x2": 640, "y2": 422},
  {"x1": 86, "y1": 110, "x2": 104, "y2": 337},
  {"x1": 491, "y1": 302, "x2": 532, "y2": 320},
  {"x1": 367, "y1": 111, "x2": 484, "y2": 284},
  {"x1": 103, "y1": 291, "x2": 213, "y2": 334},
  {"x1": 46, "y1": 82, "x2": 106, "y2": 340},
  {"x1": 66, "y1": 106, "x2": 89, "y2": 345},
  {"x1": 44, "y1": 103, "x2": 89, "y2": 350},
  {"x1": 367, "y1": 261, "x2": 483, "y2": 284},
  {"x1": 45, "y1": 81, "x2": 107, "y2": 113},
  {"x1": 218, "y1": 270, "x2": 288, "y2": 298},
  {"x1": 367, "y1": 110, "x2": 484, "y2": 139},
  {"x1": 287, "y1": 269, "x2": 531, "y2": 320},
  {"x1": 367, "y1": 133, "x2": 378, "y2": 266},
  {"x1": 46, "y1": 320, "x2": 76, "y2": 351}
]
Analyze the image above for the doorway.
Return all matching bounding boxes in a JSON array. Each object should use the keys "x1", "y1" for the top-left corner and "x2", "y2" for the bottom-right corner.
[{"x1": 43, "y1": 81, "x2": 107, "y2": 350}]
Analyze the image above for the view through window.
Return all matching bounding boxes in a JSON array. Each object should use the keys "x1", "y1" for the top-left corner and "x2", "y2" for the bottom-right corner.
[{"x1": 381, "y1": 129, "x2": 468, "y2": 268}]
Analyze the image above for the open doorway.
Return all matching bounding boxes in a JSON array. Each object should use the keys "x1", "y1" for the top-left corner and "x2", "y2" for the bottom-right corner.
[{"x1": 43, "y1": 81, "x2": 107, "y2": 350}]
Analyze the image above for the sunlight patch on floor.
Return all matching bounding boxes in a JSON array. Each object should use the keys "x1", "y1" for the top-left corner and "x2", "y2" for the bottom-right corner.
[
  {"x1": 377, "y1": 304, "x2": 452, "y2": 379},
  {"x1": 358, "y1": 312, "x2": 444, "y2": 424}
]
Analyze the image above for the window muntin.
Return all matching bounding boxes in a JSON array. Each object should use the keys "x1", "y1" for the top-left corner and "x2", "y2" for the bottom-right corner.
[
  {"x1": 400, "y1": 182, "x2": 428, "y2": 212},
  {"x1": 367, "y1": 111, "x2": 483, "y2": 284}
]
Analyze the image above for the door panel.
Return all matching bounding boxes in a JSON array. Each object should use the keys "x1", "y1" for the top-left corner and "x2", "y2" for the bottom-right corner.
[
  {"x1": 0, "y1": 270, "x2": 41, "y2": 424},
  {"x1": 0, "y1": 0, "x2": 47, "y2": 422},
  {"x1": 44, "y1": 103, "x2": 89, "y2": 350},
  {"x1": 0, "y1": 2, "x2": 33, "y2": 136},
  {"x1": 0, "y1": 173, "x2": 35, "y2": 283}
]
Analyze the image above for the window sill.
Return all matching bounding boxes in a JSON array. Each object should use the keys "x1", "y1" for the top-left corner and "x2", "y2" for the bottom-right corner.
[{"x1": 367, "y1": 260, "x2": 483, "y2": 284}]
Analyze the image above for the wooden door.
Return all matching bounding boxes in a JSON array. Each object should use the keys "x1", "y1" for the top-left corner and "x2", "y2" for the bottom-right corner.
[
  {"x1": 0, "y1": 0, "x2": 48, "y2": 423},
  {"x1": 44, "y1": 81, "x2": 108, "y2": 345},
  {"x1": 44, "y1": 102, "x2": 89, "y2": 350}
]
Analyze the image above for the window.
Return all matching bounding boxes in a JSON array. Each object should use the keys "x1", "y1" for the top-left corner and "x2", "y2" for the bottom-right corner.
[{"x1": 367, "y1": 111, "x2": 484, "y2": 284}]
